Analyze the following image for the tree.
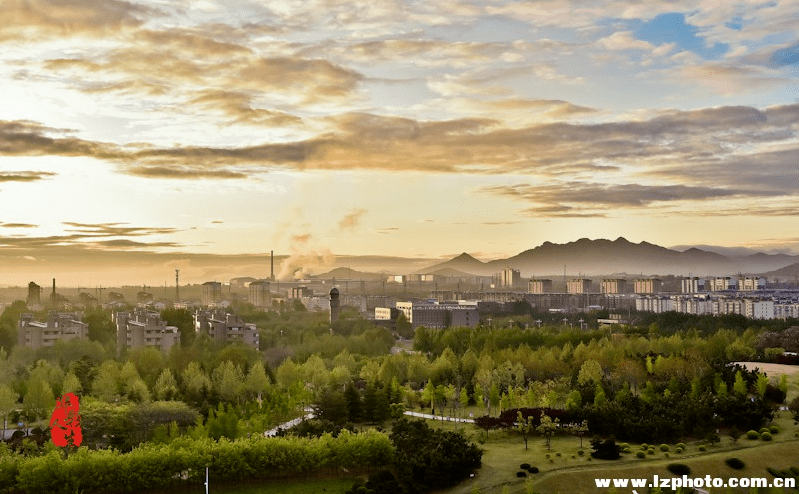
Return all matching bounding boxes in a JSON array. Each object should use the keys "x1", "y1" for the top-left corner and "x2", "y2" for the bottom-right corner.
[
  {"x1": 577, "y1": 359, "x2": 603, "y2": 387},
  {"x1": 516, "y1": 411, "x2": 535, "y2": 450},
  {"x1": 536, "y1": 414, "x2": 559, "y2": 450},
  {"x1": 756, "y1": 373, "x2": 769, "y2": 397},
  {"x1": 0, "y1": 384, "x2": 19, "y2": 436},
  {"x1": 61, "y1": 372, "x2": 82, "y2": 395},
  {"x1": 313, "y1": 388, "x2": 349, "y2": 425},
  {"x1": 728, "y1": 425, "x2": 742, "y2": 444},
  {"x1": 572, "y1": 420, "x2": 589, "y2": 448},
  {"x1": 212, "y1": 361, "x2": 244, "y2": 404},
  {"x1": 154, "y1": 369, "x2": 179, "y2": 401},
  {"x1": 733, "y1": 371, "x2": 748, "y2": 397},
  {"x1": 344, "y1": 382, "x2": 362, "y2": 422},
  {"x1": 23, "y1": 378, "x2": 54, "y2": 422},
  {"x1": 245, "y1": 361, "x2": 271, "y2": 402}
]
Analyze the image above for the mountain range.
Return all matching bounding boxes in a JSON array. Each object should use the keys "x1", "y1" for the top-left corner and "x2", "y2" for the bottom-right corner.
[{"x1": 418, "y1": 237, "x2": 799, "y2": 278}]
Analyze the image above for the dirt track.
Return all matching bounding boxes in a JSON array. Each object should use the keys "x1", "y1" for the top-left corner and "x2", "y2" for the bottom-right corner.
[{"x1": 734, "y1": 361, "x2": 799, "y2": 376}]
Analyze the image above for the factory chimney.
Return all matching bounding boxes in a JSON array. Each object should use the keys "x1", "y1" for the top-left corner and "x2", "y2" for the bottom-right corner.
[
  {"x1": 175, "y1": 269, "x2": 180, "y2": 301},
  {"x1": 271, "y1": 250, "x2": 274, "y2": 281}
]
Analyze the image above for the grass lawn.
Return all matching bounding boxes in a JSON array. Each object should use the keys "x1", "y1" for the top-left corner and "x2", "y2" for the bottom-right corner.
[
  {"x1": 422, "y1": 408, "x2": 799, "y2": 494},
  {"x1": 159, "y1": 477, "x2": 359, "y2": 494}
]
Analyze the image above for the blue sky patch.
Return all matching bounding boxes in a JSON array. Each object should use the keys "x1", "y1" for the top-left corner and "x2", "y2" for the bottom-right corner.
[{"x1": 634, "y1": 12, "x2": 729, "y2": 59}]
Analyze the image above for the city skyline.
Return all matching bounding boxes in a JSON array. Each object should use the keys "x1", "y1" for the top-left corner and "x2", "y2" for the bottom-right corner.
[{"x1": 1, "y1": 0, "x2": 798, "y2": 286}]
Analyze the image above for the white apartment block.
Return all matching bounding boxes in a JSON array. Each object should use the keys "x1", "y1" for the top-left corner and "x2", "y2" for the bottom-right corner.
[
  {"x1": 681, "y1": 277, "x2": 705, "y2": 293},
  {"x1": 709, "y1": 277, "x2": 737, "y2": 291},
  {"x1": 738, "y1": 277, "x2": 766, "y2": 291},
  {"x1": 635, "y1": 296, "x2": 673, "y2": 313}
]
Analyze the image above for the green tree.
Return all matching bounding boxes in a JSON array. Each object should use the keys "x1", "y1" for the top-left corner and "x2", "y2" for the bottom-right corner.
[
  {"x1": 516, "y1": 411, "x2": 535, "y2": 449},
  {"x1": 212, "y1": 360, "x2": 244, "y2": 404},
  {"x1": 577, "y1": 359, "x2": 603, "y2": 387},
  {"x1": 61, "y1": 372, "x2": 82, "y2": 395},
  {"x1": 23, "y1": 378, "x2": 54, "y2": 421},
  {"x1": 0, "y1": 384, "x2": 19, "y2": 436},
  {"x1": 733, "y1": 371, "x2": 748, "y2": 397},
  {"x1": 537, "y1": 414, "x2": 559, "y2": 450},
  {"x1": 572, "y1": 420, "x2": 589, "y2": 448},
  {"x1": 755, "y1": 373, "x2": 768, "y2": 397},
  {"x1": 245, "y1": 361, "x2": 271, "y2": 402},
  {"x1": 153, "y1": 369, "x2": 179, "y2": 401}
]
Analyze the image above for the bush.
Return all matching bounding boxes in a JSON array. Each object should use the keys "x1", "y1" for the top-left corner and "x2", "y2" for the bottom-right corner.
[
  {"x1": 725, "y1": 458, "x2": 746, "y2": 470},
  {"x1": 640, "y1": 443, "x2": 649, "y2": 450},
  {"x1": 622, "y1": 447, "x2": 631, "y2": 454},
  {"x1": 698, "y1": 445, "x2": 707, "y2": 451},
  {"x1": 555, "y1": 452, "x2": 561, "y2": 457},
  {"x1": 759, "y1": 427, "x2": 770, "y2": 434},
  {"x1": 520, "y1": 463, "x2": 530, "y2": 470},
  {"x1": 676, "y1": 442, "x2": 686, "y2": 449},
  {"x1": 761, "y1": 431, "x2": 773, "y2": 441},
  {"x1": 667, "y1": 464, "x2": 692, "y2": 476},
  {"x1": 747, "y1": 430, "x2": 759, "y2": 439},
  {"x1": 647, "y1": 448, "x2": 655, "y2": 455},
  {"x1": 636, "y1": 451, "x2": 646, "y2": 459},
  {"x1": 590, "y1": 439, "x2": 621, "y2": 460},
  {"x1": 516, "y1": 471, "x2": 527, "y2": 477},
  {"x1": 577, "y1": 450, "x2": 584, "y2": 456},
  {"x1": 659, "y1": 444, "x2": 670, "y2": 452},
  {"x1": 769, "y1": 425, "x2": 779, "y2": 434},
  {"x1": 528, "y1": 466, "x2": 539, "y2": 474},
  {"x1": 675, "y1": 447, "x2": 684, "y2": 454}
]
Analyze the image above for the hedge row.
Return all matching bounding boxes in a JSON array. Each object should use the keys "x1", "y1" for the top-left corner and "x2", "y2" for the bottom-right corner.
[{"x1": 1, "y1": 430, "x2": 393, "y2": 493}]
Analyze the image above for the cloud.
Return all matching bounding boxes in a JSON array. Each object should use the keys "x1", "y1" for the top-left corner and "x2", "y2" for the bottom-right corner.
[
  {"x1": 0, "y1": 171, "x2": 56, "y2": 182},
  {"x1": 0, "y1": 223, "x2": 38, "y2": 228},
  {"x1": 0, "y1": 0, "x2": 150, "y2": 42},
  {"x1": 338, "y1": 209, "x2": 367, "y2": 231},
  {"x1": 597, "y1": 31, "x2": 655, "y2": 51}
]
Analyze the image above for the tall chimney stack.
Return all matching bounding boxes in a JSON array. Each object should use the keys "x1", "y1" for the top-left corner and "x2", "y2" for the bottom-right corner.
[
  {"x1": 175, "y1": 269, "x2": 180, "y2": 301},
  {"x1": 271, "y1": 250, "x2": 274, "y2": 281}
]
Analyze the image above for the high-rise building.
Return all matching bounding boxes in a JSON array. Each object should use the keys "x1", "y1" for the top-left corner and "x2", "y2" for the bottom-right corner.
[
  {"x1": 249, "y1": 280, "x2": 272, "y2": 308},
  {"x1": 600, "y1": 279, "x2": 626, "y2": 294},
  {"x1": 566, "y1": 279, "x2": 592, "y2": 294},
  {"x1": 528, "y1": 279, "x2": 553, "y2": 294},
  {"x1": 634, "y1": 279, "x2": 661, "y2": 294},
  {"x1": 201, "y1": 281, "x2": 222, "y2": 306},
  {"x1": 329, "y1": 287, "x2": 340, "y2": 324}
]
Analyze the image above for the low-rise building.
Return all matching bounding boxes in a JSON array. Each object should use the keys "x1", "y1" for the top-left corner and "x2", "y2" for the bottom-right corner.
[
  {"x1": 193, "y1": 310, "x2": 259, "y2": 349},
  {"x1": 18, "y1": 312, "x2": 88, "y2": 350},
  {"x1": 115, "y1": 309, "x2": 180, "y2": 354}
]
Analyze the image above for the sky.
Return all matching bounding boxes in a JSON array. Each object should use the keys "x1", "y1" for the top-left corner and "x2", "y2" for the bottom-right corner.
[{"x1": 1, "y1": 0, "x2": 798, "y2": 286}]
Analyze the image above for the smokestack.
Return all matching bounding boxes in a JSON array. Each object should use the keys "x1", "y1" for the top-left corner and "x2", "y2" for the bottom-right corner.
[
  {"x1": 271, "y1": 250, "x2": 274, "y2": 281},
  {"x1": 175, "y1": 269, "x2": 180, "y2": 301},
  {"x1": 52, "y1": 278, "x2": 56, "y2": 295}
]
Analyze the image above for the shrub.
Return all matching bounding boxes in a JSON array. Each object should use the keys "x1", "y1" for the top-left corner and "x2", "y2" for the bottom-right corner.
[
  {"x1": 516, "y1": 471, "x2": 527, "y2": 477},
  {"x1": 747, "y1": 430, "x2": 759, "y2": 440},
  {"x1": 520, "y1": 463, "x2": 531, "y2": 470},
  {"x1": 640, "y1": 443, "x2": 649, "y2": 450},
  {"x1": 667, "y1": 464, "x2": 691, "y2": 476},
  {"x1": 647, "y1": 448, "x2": 655, "y2": 455},
  {"x1": 761, "y1": 431, "x2": 773, "y2": 441},
  {"x1": 545, "y1": 453, "x2": 550, "y2": 459},
  {"x1": 698, "y1": 445, "x2": 707, "y2": 451},
  {"x1": 769, "y1": 425, "x2": 779, "y2": 434},
  {"x1": 528, "y1": 466, "x2": 539, "y2": 474},
  {"x1": 675, "y1": 447, "x2": 684, "y2": 454},
  {"x1": 664, "y1": 453, "x2": 669, "y2": 458},
  {"x1": 759, "y1": 427, "x2": 770, "y2": 434},
  {"x1": 622, "y1": 447, "x2": 631, "y2": 454},
  {"x1": 659, "y1": 444, "x2": 670, "y2": 452},
  {"x1": 676, "y1": 442, "x2": 686, "y2": 449},
  {"x1": 590, "y1": 439, "x2": 621, "y2": 460},
  {"x1": 577, "y1": 450, "x2": 584, "y2": 456},
  {"x1": 725, "y1": 458, "x2": 746, "y2": 470},
  {"x1": 636, "y1": 451, "x2": 646, "y2": 458},
  {"x1": 555, "y1": 452, "x2": 561, "y2": 457}
]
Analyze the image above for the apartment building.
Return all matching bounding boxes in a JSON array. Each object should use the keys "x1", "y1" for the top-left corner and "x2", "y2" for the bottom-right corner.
[
  {"x1": 18, "y1": 312, "x2": 89, "y2": 350},
  {"x1": 115, "y1": 309, "x2": 180, "y2": 354},
  {"x1": 193, "y1": 310, "x2": 259, "y2": 349}
]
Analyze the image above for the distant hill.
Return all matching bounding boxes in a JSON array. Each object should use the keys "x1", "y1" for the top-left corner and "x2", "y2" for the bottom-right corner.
[
  {"x1": 761, "y1": 262, "x2": 799, "y2": 280},
  {"x1": 420, "y1": 253, "x2": 486, "y2": 275},
  {"x1": 311, "y1": 267, "x2": 387, "y2": 281},
  {"x1": 421, "y1": 237, "x2": 799, "y2": 277}
]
